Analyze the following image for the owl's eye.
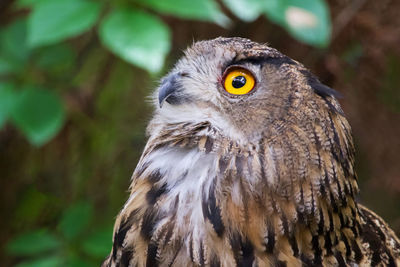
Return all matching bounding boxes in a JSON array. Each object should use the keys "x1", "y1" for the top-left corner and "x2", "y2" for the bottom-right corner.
[{"x1": 223, "y1": 68, "x2": 255, "y2": 95}]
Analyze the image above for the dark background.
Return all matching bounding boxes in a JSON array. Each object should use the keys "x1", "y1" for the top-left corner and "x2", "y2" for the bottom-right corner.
[{"x1": 1, "y1": 0, "x2": 399, "y2": 266}]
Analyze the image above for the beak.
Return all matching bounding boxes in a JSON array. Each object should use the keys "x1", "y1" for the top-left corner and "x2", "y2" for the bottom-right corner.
[{"x1": 158, "y1": 73, "x2": 181, "y2": 107}]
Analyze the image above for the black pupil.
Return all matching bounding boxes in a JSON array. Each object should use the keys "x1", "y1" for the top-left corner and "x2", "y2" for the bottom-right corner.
[{"x1": 232, "y1": 76, "x2": 246, "y2": 88}]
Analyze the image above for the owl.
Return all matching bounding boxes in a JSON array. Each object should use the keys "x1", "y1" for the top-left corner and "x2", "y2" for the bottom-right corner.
[{"x1": 102, "y1": 37, "x2": 400, "y2": 266}]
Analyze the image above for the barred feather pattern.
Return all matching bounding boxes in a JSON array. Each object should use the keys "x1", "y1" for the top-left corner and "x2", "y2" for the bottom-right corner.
[
  {"x1": 102, "y1": 38, "x2": 400, "y2": 267},
  {"x1": 103, "y1": 104, "x2": 400, "y2": 266}
]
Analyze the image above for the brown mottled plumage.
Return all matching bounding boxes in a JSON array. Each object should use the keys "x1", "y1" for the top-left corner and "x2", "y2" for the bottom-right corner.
[{"x1": 102, "y1": 37, "x2": 400, "y2": 267}]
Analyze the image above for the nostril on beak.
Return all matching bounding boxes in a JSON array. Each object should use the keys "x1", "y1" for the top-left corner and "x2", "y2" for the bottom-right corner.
[{"x1": 158, "y1": 73, "x2": 181, "y2": 107}]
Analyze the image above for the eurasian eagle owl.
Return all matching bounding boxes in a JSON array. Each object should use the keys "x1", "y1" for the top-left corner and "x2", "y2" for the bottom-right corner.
[{"x1": 103, "y1": 37, "x2": 400, "y2": 266}]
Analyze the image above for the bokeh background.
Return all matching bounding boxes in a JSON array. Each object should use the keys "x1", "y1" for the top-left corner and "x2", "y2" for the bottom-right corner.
[{"x1": 1, "y1": 0, "x2": 399, "y2": 266}]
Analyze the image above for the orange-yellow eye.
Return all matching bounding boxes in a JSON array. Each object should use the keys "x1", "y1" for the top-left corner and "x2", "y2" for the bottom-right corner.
[{"x1": 223, "y1": 68, "x2": 255, "y2": 95}]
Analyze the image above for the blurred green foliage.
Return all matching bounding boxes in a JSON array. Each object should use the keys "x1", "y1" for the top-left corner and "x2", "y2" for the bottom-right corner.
[
  {"x1": 0, "y1": 0, "x2": 331, "y2": 146},
  {"x1": 0, "y1": 0, "x2": 334, "y2": 266},
  {"x1": 7, "y1": 202, "x2": 113, "y2": 267}
]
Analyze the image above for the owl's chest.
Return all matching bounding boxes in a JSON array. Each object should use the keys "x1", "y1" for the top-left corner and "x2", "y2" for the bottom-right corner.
[
  {"x1": 138, "y1": 147, "x2": 243, "y2": 265},
  {"x1": 134, "y1": 146, "x2": 306, "y2": 266},
  {"x1": 146, "y1": 147, "x2": 218, "y2": 228}
]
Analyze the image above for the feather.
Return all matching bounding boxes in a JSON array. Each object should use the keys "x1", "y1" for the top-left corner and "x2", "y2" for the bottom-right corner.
[{"x1": 103, "y1": 37, "x2": 400, "y2": 267}]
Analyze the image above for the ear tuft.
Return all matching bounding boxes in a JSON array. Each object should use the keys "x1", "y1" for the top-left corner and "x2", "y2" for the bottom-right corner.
[
  {"x1": 300, "y1": 70, "x2": 342, "y2": 99},
  {"x1": 311, "y1": 80, "x2": 342, "y2": 99}
]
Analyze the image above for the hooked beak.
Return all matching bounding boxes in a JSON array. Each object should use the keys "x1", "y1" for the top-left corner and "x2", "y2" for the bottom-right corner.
[{"x1": 158, "y1": 73, "x2": 182, "y2": 108}]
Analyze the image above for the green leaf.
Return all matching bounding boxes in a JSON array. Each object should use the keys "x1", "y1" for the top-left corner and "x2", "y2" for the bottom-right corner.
[
  {"x1": 36, "y1": 44, "x2": 74, "y2": 68},
  {"x1": 35, "y1": 43, "x2": 76, "y2": 76},
  {"x1": 14, "y1": 187, "x2": 50, "y2": 224},
  {"x1": 58, "y1": 202, "x2": 93, "y2": 240},
  {"x1": 28, "y1": 0, "x2": 102, "y2": 47},
  {"x1": 0, "y1": 57, "x2": 16, "y2": 74},
  {"x1": 16, "y1": 0, "x2": 34, "y2": 8},
  {"x1": 14, "y1": 0, "x2": 48, "y2": 9},
  {"x1": 221, "y1": 0, "x2": 264, "y2": 22},
  {"x1": 0, "y1": 18, "x2": 30, "y2": 74},
  {"x1": 16, "y1": 0, "x2": 48, "y2": 8},
  {"x1": 264, "y1": 0, "x2": 331, "y2": 47},
  {"x1": 10, "y1": 86, "x2": 65, "y2": 146},
  {"x1": 262, "y1": 0, "x2": 283, "y2": 24},
  {"x1": 136, "y1": 0, "x2": 230, "y2": 27},
  {"x1": 15, "y1": 255, "x2": 63, "y2": 267},
  {"x1": 82, "y1": 225, "x2": 113, "y2": 258},
  {"x1": 0, "y1": 83, "x2": 16, "y2": 128},
  {"x1": 99, "y1": 8, "x2": 171, "y2": 73},
  {"x1": 7, "y1": 229, "x2": 61, "y2": 256}
]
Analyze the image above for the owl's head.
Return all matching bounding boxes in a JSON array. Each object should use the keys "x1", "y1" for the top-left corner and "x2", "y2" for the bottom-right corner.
[{"x1": 152, "y1": 37, "x2": 340, "y2": 143}]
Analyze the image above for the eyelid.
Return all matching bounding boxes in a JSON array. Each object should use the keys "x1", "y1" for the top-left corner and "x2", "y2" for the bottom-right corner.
[
  {"x1": 222, "y1": 64, "x2": 245, "y2": 76},
  {"x1": 222, "y1": 65, "x2": 257, "y2": 83}
]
